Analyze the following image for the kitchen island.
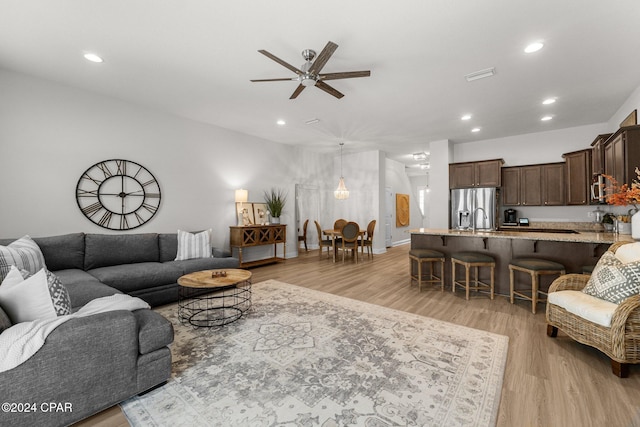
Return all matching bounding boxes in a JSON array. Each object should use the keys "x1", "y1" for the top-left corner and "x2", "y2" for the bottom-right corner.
[{"x1": 410, "y1": 228, "x2": 634, "y2": 296}]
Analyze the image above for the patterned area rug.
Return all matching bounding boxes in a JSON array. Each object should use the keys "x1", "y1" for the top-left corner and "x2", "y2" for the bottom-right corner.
[{"x1": 121, "y1": 280, "x2": 508, "y2": 426}]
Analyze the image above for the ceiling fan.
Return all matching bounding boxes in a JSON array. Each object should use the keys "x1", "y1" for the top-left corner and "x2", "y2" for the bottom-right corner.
[{"x1": 250, "y1": 41, "x2": 370, "y2": 99}]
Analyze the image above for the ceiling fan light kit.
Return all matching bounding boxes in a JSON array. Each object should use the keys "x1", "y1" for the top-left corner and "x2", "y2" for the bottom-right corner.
[{"x1": 251, "y1": 41, "x2": 371, "y2": 99}]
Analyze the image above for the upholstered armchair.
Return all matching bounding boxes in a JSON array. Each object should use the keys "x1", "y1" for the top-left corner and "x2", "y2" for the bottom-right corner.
[{"x1": 546, "y1": 241, "x2": 640, "y2": 377}]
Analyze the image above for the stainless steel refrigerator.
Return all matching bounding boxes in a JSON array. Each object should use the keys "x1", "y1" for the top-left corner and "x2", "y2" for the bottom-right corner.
[{"x1": 450, "y1": 187, "x2": 497, "y2": 230}]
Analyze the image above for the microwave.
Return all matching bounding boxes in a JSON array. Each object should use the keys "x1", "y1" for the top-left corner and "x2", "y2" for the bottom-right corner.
[{"x1": 591, "y1": 174, "x2": 606, "y2": 204}]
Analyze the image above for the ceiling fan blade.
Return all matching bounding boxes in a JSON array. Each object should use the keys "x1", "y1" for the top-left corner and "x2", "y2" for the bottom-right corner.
[
  {"x1": 319, "y1": 70, "x2": 371, "y2": 80},
  {"x1": 290, "y1": 84, "x2": 306, "y2": 99},
  {"x1": 308, "y1": 41, "x2": 338, "y2": 75},
  {"x1": 250, "y1": 77, "x2": 297, "y2": 82},
  {"x1": 258, "y1": 50, "x2": 303, "y2": 75},
  {"x1": 315, "y1": 81, "x2": 344, "y2": 99}
]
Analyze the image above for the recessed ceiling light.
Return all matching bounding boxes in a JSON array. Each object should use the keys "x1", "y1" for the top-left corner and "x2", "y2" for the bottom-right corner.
[
  {"x1": 413, "y1": 152, "x2": 428, "y2": 161},
  {"x1": 461, "y1": 114, "x2": 472, "y2": 121},
  {"x1": 524, "y1": 42, "x2": 544, "y2": 53},
  {"x1": 471, "y1": 127, "x2": 481, "y2": 133},
  {"x1": 541, "y1": 115, "x2": 553, "y2": 121},
  {"x1": 276, "y1": 119, "x2": 286, "y2": 126},
  {"x1": 542, "y1": 98, "x2": 556, "y2": 105},
  {"x1": 83, "y1": 53, "x2": 103, "y2": 63},
  {"x1": 420, "y1": 163, "x2": 430, "y2": 170}
]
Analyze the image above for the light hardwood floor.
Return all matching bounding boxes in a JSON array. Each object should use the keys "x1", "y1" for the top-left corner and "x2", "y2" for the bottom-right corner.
[{"x1": 77, "y1": 244, "x2": 640, "y2": 427}]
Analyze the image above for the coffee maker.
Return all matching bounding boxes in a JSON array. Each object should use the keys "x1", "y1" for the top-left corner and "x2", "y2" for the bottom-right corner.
[{"x1": 504, "y1": 209, "x2": 517, "y2": 225}]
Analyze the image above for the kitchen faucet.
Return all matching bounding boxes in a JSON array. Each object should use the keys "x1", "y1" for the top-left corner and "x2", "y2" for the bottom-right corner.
[{"x1": 472, "y1": 207, "x2": 488, "y2": 231}]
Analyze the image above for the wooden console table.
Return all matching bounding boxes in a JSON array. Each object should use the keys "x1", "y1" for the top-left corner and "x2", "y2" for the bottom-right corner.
[{"x1": 230, "y1": 224, "x2": 286, "y2": 268}]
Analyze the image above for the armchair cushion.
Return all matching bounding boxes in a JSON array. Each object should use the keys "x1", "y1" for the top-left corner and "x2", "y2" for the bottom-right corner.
[
  {"x1": 582, "y1": 251, "x2": 640, "y2": 304},
  {"x1": 548, "y1": 290, "x2": 618, "y2": 327}
]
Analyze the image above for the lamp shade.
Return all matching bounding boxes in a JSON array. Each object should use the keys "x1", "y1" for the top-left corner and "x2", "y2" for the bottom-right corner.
[{"x1": 235, "y1": 189, "x2": 248, "y2": 203}]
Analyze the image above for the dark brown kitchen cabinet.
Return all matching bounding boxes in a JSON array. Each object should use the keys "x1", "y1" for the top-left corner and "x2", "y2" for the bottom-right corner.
[
  {"x1": 502, "y1": 163, "x2": 564, "y2": 206},
  {"x1": 501, "y1": 167, "x2": 521, "y2": 205},
  {"x1": 502, "y1": 165, "x2": 541, "y2": 206},
  {"x1": 521, "y1": 166, "x2": 543, "y2": 206},
  {"x1": 603, "y1": 125, "x2": 640, "y2": 186},
  {"x1": 449, "y1": 159, "x2": 504, "y2": 188},
  {"x1": 590, "y1": 133, "x2": 612, "y2": 176},
  {"x1": 563, "y1": 149, "x2": 591, "y2": 205},
  {"x1": 541, "y1": 163, "x2": 566, "y2": 205}
]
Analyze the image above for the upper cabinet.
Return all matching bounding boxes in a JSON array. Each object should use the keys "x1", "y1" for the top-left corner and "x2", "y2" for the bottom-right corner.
[
  {"x1": 590, "y1": 133, "x2": 612, "y2": 176},
  {"x1": 502, "y1": 163, "x2": 565, "y2": 206},
  {"x1": 603, "y1": 125, "x2": 640, "y2": 186},
  {"x1": 449, "y1": 159, "x2": 504, "y2": 188},
  {"x1": 563, "y1": 149, "x2": 591, "y2": 205}
]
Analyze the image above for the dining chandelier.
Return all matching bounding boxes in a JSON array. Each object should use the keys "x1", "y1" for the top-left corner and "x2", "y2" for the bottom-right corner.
[{"x1": 334, "y1": 142, "x2": 349, "y2": 200}]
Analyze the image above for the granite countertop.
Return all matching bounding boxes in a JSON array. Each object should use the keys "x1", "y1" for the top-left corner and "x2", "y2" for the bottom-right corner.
[{"x1": 408, "y1": 228, "x2": 635, "y2": 244}]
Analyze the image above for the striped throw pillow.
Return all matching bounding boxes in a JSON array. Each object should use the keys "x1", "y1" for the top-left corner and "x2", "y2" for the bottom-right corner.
[
  {"x1": 0, "y1": 235, "x2": 47, "y2": 282},
  {"x1": 175, "y1": 229, "x2": 212, "y2": 261}
]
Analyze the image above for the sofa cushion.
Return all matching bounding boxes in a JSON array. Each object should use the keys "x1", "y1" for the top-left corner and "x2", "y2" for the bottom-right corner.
[
  {"x1": 84, "y1": 233, "x2": 159, "y2": 270},
  {"x1": 175, "y1": 229, "x2": 212, "y2": 261},
  {"x1": 158, "y1": 233, "x2": 178, "y2": 263},
  {"x1": 87, "y1": 262, "x2": 183, "y2": 293},
  {"x1": 582, "y1": 251, "x2": 640, "y2": 304},
  {"x1": 169, "y1": 257, "x2": 240, "y2": 275},
  {"x1": 133, "y1": 309, "x2": 174, "y2": 354},
  {"x1": 0, "y1": 235, "x2": 47, "y2": 281},
  {"x1": 64, "y1": 281, "x2": 122, "y2": 310},
  {"x1": 0, "y1": 267, "x2": 71, "y2": 323},
  {"x1": 32, "y1": 233, "x2": 85, "y2": 271},
  {"x1": 548, "y1": 290, "x2": 618, "y2": 327}
]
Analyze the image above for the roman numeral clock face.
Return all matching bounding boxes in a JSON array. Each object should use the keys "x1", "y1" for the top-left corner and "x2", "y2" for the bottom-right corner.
[{"x1": 76, "y1": 159, "x2": 161, "y2": 230}]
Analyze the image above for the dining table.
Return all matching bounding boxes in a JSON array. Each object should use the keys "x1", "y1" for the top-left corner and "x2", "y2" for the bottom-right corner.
[{"x1": 323, "y1": 227, "x2": 366, "y2": 262}]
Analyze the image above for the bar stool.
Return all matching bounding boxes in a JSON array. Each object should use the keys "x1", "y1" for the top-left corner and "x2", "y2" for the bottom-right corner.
[
  {"x1": 451, "y1": 252, "x2": 496, "y2": 300},
  {"x1": 409, "y1": 249, "x2": 445, "y2": 291},
  {"x1": 509, "y1": 258, "x2": 565, "y2": 314}
]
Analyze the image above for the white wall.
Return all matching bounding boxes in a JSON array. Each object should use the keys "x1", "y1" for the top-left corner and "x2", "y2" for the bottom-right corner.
[
  {"x1": 428, "y1": 139, "x2": 452, "y2": 228},
  {"x1": 385, "y1": 157, "x2": 422, "y2": 245},
  {"x1": 0, "y1": 69, "x2": 331, "y2": 259}
]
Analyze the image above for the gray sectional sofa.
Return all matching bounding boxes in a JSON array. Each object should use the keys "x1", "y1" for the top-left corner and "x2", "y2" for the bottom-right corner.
[{"x1": 0, "y1": 232, "x2": 239, "y2": 426}]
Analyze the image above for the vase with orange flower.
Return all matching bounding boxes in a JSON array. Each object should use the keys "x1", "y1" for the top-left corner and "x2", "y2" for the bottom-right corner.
[{"x1": 603, "y1": 168, "x2": 640, "y2": 238}]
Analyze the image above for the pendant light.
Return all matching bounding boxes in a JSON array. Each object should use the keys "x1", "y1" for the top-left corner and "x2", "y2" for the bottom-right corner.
[{"x1": 334, "y1": 142, "x2": 349, "y2": 200}]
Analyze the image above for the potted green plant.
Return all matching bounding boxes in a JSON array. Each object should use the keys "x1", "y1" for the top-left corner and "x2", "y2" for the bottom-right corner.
[{"x1": 264, "y1": 188, "x2": 287, "y2": 224}]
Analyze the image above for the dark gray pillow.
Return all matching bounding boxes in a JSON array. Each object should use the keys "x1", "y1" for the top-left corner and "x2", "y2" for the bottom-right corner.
[
  {"x1": 84, "y1": 233, "x2": 159, "y2": 270},
  {"x1": 0, "y1": 306, "x2": 12, "y2": 333}
]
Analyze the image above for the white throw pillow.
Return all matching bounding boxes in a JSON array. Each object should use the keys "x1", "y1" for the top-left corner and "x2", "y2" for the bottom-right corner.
[
  {"x1": 0, "y1": 235, "x2": 47, "y2": 281},
  {"x1": 0, "y1": 266, "x2": 71, "y2": 323},
  {"x1": 614, "y1": 242, "x2": 640, "y2": 264},
  {"x1": 175, "y1": 229, "x2": 213, "y2": 261}
]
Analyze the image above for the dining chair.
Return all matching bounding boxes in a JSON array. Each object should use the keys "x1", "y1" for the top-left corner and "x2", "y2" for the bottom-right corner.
[
  {"x1": 360, "y1": 219, "x2": 376, "y2": 258},
  {"x1": 333, "y1": 219, "x2": 347, "y2": 231},
  {"x1": 314, "y1": 220, "x2": 333, "y2": 259},
  {"x1": 333, "y1": 218, "x2": 347, "y2": 245},
  {"x1": 298, "y1": 219, "x2": 308, "y2": 252},
  {"x1": 337, "y1": 221, "x2": 360, "y2": 263}
]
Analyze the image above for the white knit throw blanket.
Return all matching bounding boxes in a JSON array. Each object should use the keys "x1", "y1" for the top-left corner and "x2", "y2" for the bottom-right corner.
[{"x1": 0, "y1": 294, "x2": 150, "y2": 373}]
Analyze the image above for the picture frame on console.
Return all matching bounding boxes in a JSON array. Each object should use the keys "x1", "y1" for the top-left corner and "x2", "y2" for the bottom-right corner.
[
  {"x1": 236, "y1": 202, "x2": 254, "y2": 226},
  {"x1": 253, "y1": 203, "x2": 268, "y2": 225}
]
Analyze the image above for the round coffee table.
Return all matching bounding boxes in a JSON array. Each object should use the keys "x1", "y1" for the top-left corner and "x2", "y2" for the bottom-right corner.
[{"x1": 177, "y1": 269, "x2": 252, "y2": 327}]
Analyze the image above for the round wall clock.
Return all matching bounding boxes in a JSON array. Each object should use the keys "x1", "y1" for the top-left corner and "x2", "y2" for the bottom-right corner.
[{"x1": 75, "y1": 159, "x2": 161, "y2": 230}]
